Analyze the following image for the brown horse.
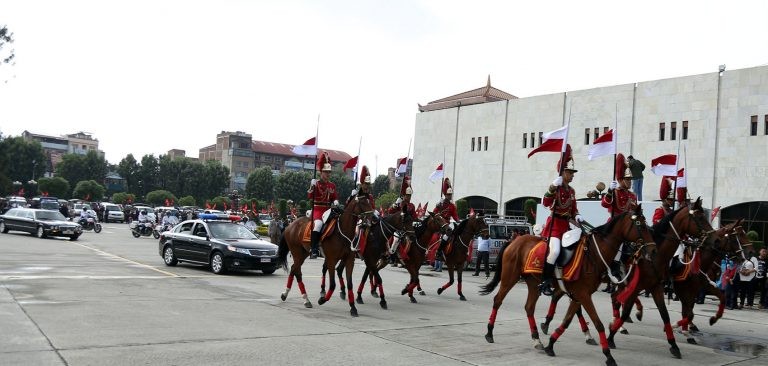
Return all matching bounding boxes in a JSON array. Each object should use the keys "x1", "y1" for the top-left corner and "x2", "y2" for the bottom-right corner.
[
  {"x1": 435, "y1": 214, "x2": 488, "y2": 301},
  {"x1": 480, "y1": 205, "x2": 654, "y2": 366},
  {"x1": 399, "y1": 212, "x2": 449, "y2": 303},
  {"x1": 672, "y1": 219, "x2": 747, "y2": 343},
  {"x1": 277, "y1": 196, "x2": 373, "y2": 316},
  {"x1": 606, "y1": 198, "x2": 714, "y2": 358},
  {"x1": 354, "y1": 208, "x2": 416, "y2": 308}
]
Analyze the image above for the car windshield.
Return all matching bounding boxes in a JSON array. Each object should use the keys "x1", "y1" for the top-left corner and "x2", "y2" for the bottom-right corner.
[
  {"x1": 208, "y1": 222, "x2": 258, "y2": 240},
  {"x1": 35, "y1": 210, "x2": 67, "y2": 221},
  {"x1": 259, "y1": 214, "x2": 271, "y2": 221},
  {"x1": 41, "y1": 201, "x2": 59, "y2": 210}
]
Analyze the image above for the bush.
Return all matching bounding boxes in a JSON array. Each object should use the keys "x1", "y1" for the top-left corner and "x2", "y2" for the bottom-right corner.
[
  {"x1": 456, "y1": 199, "x2": 468, "y2": 219},
  {"x1": 112, "y1": 192, "x2": 136, "y2": 205},
  {"x1": 146, "y1": 190, "x2": 177, "y2": 206},
  {"x1": 178, "y1": 196, "x2": 196, "y2": 207}
]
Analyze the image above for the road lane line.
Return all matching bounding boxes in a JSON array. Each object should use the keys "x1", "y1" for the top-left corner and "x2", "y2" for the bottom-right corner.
[{"x1": 71, "y1": 242, "x2": 180, "y2": 277}]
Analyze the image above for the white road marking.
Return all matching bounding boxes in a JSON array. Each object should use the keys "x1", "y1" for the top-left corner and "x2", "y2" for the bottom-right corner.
[{"x1": 70, "y1": 242, "x2": 181, "y2": 277}]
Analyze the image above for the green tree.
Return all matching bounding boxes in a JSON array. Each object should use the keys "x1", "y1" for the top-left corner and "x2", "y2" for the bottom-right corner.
[
  {"x1": 145, "y1": 190, "x2": 177, "y2": 206},
  {"x1": 278, "y1": 199, "x2": 287, "y2": 219},
  {"x1": 456, "y1": 199, "x2": 468, "y2": 219},
  {"x1": 331, "y1": 171, "x2": 355, "y2": 201},
  {"x1": 0, "y1": 136, "x2": 46, "y2": 195},
  {"x1": 38, "y1": 177, "x2": 70, "y2": 198},
  {"x1": 72, "y1": 180, "x2": 106, "y2": 201},
  {"x1": 111, "y1": 192, "x2": 136, "y2": 204},
  {"x1": 211, "y1": 196, "x2": 232, "y2": 211},
  {"x1": 245, "y1": 167, "x2": 276, "y2": 201},
  {"x1": 137, "y1": 155, "x2": 160, "y2": 197},
  {"x1": 55, "y1": 150, "x2": 107, "y2": 187},
  {"x1": 372, "y1": 175, "x2": 391, "y2": 198},
  {"x1": 202, "y1": 160, "x2": 230, "y2": 200},
  {"x1": 376, "y1": 192, "x2": 398, "y2": 211},
  {"x1": 276, "y1": 171, "x2": 311, "y2": 203},
  {"x1": 117, "y1": 154, "x2": 140, "y2": 195},
  {"x1": 524, "y1": 198, "x2": 538, "y2": 225},
  {"x1": 0, "y1": 25, "x2": 14, "y2": 67},
  {"x1": 178, "y1": 196, "x2": 196, "y2": 207}
]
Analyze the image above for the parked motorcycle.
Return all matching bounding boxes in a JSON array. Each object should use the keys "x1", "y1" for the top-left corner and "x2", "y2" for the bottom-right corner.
[
  {"x1": 78, "y1": 217, "x2": 102, "y2": 233},
  {"x1": 130, "y1": 221, "x2": 155, "y2": 238}
]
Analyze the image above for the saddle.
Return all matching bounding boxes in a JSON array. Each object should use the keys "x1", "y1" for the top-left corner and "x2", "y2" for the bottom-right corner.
[
  {"x1": 523, "y1": 235, "x2": 587, "y2": 282},
  {"x1": 301, "y1": 217, "x2": 337, "y2": 245},
  {"x1": 672, "y1": 251, "x2": 699, "y2": 282}
]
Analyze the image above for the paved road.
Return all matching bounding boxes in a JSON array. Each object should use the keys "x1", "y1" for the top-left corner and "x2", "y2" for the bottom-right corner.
[{"x1": 1, "y1": 223, "x2": 766, "y2": 366}]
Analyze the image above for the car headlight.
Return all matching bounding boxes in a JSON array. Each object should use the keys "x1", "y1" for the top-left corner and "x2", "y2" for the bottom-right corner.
[
  {"x1": 51, "y1": 226, "x2": 59, "y2": 230},
  {"x1": 227, "y1": 245, "x2": 250, "y2": 255}
]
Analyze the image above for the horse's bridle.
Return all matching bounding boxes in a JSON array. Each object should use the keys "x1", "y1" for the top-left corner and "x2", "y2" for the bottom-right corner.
[{"x1": 624, "y1": 213, "x2": 656, "y2": 262}]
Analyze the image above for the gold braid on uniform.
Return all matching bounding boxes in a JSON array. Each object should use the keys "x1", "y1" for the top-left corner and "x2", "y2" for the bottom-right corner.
[{"x1": 555, "y1": 186, "x2": 573, "y2": 211}]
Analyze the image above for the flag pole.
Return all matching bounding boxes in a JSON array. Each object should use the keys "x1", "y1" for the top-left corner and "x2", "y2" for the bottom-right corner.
[
  {"x1": 672, "y1": 124, "x2": 682, "y2": 209},
  {"x1": 354, "y1": 136, "x2": 362, "y2": 182},
  {"x1": 544, "y1": 103, "x2": 572, "y2": 272},
  {"x1": 311, "y1": 115, "x2": 320, "y2": 214},
  {"x1": 398, "y1": 137, "x2": 412, "y2": 197},
  {"x1": 611, "y1": 103, "x2": 618, "y2": 218},
  {"x1": 441, "y1": 147, "x2": 446, "y2": 199}
]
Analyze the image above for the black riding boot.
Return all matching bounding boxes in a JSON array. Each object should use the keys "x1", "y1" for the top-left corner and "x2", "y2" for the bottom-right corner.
[
  {"x1": 539, "y1": 263, "x2": 555, "y2": 296},
  {"x1": 670, "y1": 257, "x2": 684, "y2": 276},
  {"x1": 436, "y1": 239, "x2": 447, "y2": 260},
  {"x1": 310, "y1": 231, "x2": 320, "y2": 259},
  {"x1": 610, "y1": 260, "x2": 623, "y2": 280}
]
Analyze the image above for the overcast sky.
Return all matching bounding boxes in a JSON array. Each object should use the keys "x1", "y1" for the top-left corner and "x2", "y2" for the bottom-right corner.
[{"x1": 1, "y1": 0, "x2": 767, "y2": 176}]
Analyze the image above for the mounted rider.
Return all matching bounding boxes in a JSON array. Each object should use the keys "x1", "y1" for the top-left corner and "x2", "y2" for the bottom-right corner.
[
  {"x1": 539, "y1": 147, "x2": 583, "y2": 296},
  {"x1": 657, "y1": 175, "x2": 687, "y2": 274},
  {"x1": 434, "y1": 178, "x2": 459, "y2": 259},
  {"x1": 308, "y1": 152, "x2": 339, "y2": 259},
  {"x1": 653, "y1": 178, "x2": 676, "y2": 226},
  {"x1": 388, "y1": 175, "x2": 416, "y2": 257},
  {"x1": 348, "y1": 165, "x2": 375, "y2": 251},
  {"x1": 601, "y1": 153, "x2": 638, "y2": 279}
]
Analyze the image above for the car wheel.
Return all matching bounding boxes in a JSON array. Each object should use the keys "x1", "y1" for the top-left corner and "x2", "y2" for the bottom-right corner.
[
  {"x1": 210, "y1": 252, "x2": 227, "y2": 275},
  {"x1": 0, "y1": 222, "x2": 7, "y2": 233},
  {"x1": 69, "y1": 234, "x2": 80, "y2": 241},
  {"x1": 262, "y1": 268, "x2": 276, "y2": 275},
  {"x1": 35, "y1": 226, "x2": 46, "y2": 238},
  {"x1": 163, "y1": 245, "x2": 178, "y2": 266}
]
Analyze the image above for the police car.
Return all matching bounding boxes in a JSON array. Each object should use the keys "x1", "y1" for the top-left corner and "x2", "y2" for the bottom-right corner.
[{"x1": 466, "y1": 215, "x2": 532, "y2": 270}]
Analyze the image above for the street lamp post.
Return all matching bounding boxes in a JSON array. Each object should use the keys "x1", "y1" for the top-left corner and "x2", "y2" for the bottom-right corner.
[
  {"x1": 27, "y1": 180, "x2": 37, "y2": 198},
  {"x1": 229, "y1": 190, "x2": 242, "y2": 214}
]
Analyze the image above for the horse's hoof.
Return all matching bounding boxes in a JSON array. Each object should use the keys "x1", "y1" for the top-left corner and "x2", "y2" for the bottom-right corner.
[
  {"x1": 624, "y1": 317, "x2": 633, "y2": 323},
  {"x1": 693, "y1": 323, "x2": 702, "y2": 331},
  {"x1": 636, "y1": 312, "x2": 643, "y2": 322},
  {"x1": 606, "y1": 358, "x2": 617, "y2": 366},
  {"x1": 371, "y1": 292, "x2": 379, "y2": 298},
  {"x1": 304, "y1": 302, "x2": 313, "y2": 309},
  {"x1": 437, "y1": 288, "x2": 444, "y2": 295},
  {"x1": 586, "y1": 338, "x2": 598, "y2": 346},
  {"x1": 280, "y1": 294, "x2": 287, "y2": 302},
  {"x1": 533, "y1": 339, "x2": 544, "y2": 350},
  {"x1": 608, "y1": 339, "x2": 616, "y2": 349},
  {"x1": 401, "y1": 289, "x2": 408, "y2": 296},
  {"x1": 410, "y1": 297, "x2": 417, "y2": 303},
  {"x1": 687, "y1": 338, "x2": 697, "y2": 345},
  {"x1": 350, "y1": 308, "x2": 358, "y2": 317},
  {"x1": 620, "y1": 329, "x2": 629, "y2": 335},
  {"x1": 540, "y1": 323, "x2": 550, "y2": 335},
  {"x1": 339, "y1": 292, "x2": 346, "y2": 300},
  {"x1": 419, "y1": 291, "x2": 426, "y2": 296},
  {"x1": 380, "y1": 301, "x2": 387, "y2": 309},
  {"x1": 544, "y1": 346, "x2": 555, "y2": 357},
  {"x1": 485, "y1": 334, "x2": 494, "y2": 343},
  {"x1": 459, "y1": 295, "x2": 467, "y2": 301},
  {"x1": 670, "y1": 347, "x2": 682, "y2": 359},
  {"x1": 320, "y1": 290, "x2": 326, "y2": 297},
  {"x1": 356, "y1": 297, "x2": 364, "y2": 304},
  {"x1": 318, "y1": 297, "x2": 326, "y2": 305}
]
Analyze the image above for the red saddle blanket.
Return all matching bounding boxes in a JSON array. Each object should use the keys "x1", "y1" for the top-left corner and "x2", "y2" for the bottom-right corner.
[
  {"x1": 522, "y1": 239, "x2": 586, "y2": 282},
  {"x1": 301, "y1": 218, "x2": 337, "y2": 245},
  {"x1": 673, "y1": 251, "x2": 700, "y2": 282}
]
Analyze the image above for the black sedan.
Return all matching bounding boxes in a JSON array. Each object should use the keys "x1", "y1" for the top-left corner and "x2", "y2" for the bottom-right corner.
[
  {"x1": 158, "y1": 217, "x2": 279, "y2": 275},
  {"x1": 0, "y1": 208, "x2": 82, "y2": 240}
]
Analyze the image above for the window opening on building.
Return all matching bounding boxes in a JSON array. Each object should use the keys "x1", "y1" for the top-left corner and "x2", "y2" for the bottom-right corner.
[
  {"x1": 471, "y1": 137, "x2": 475, "y2": 151},
  {"x1": 682, "y1": 121, "x2": 688, "y2": 140},
  {"x1": 659, "y1": 122, "x2": 666, "y2": 141},
  {"x1": 584, "y1": 128, "x2": 590, "y2": 145},
  {"x1": 751, "y1": 115, "x2": 758, "y2": 136},
  {"x1": 671, "y1": 121, "x2": 677, "y2": 140},
  {"x1": 484, "y1": 136, "x2": 488, "y2": 151},
  {"x1": 522, "y1": 133, "x2": 527, "y2": 148},
  {"x1": 593, "y1": 127, "x2": 599, "y2": 141}
]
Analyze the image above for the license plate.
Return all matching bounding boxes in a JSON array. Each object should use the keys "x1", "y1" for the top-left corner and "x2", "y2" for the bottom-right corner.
[
  {"x1": 260, "y1": 258, "x2": 271, "y2": 263},
  {"x1": 63, "y1": 230, "x2": 73, "y2": 234}
]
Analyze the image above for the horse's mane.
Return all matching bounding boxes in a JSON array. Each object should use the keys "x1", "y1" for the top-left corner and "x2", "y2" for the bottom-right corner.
[
  {"x1": 651, "y1": 206, "x2": 685, "y2": 244},
  {"x1": 453, "y1": 218, "x2": 469, "y2": 237},
  {"x1": 593, "y1": 212, "x2": 633, "y2": 236},
  {"x1": 414, "y1": 216, "x2": 428, "y2": 239}
]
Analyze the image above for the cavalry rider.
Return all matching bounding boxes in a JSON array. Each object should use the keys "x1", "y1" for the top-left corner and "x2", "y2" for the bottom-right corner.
[
  {"x1": 601, "y1": 154, "x2": 638, "y2": 279},
  {"x1": 658, "y1": 176, "x2": 687, "y2": 274},
  {"x1": 653, "y1": 179, "x2": 676, "y2": 226},
  {"x1": 434, "y1": 178, "x2": 459, "y2": 259},
  {"x1": 308, "y1": 152, "x2": 339, "y2": 259},
  {"x1": 388, "y1": 176, "x2": 416, "y2": 258},
  {"x1": 348, "y1": 165, "x2": 375, "y2": 251},
  {"x1": 539, "y1": 147, "x2": 583, "y2": 296}
]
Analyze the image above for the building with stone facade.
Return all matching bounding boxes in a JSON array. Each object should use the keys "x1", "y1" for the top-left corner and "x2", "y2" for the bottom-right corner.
[
  {"x1": 199, "y1": 131, "x2": 353, "y2": 192},
  {"x1": 412, "y1": 67, "x2": 768, "y2": 240},
  {"x1": 21, "y1": 131, "x2": 102, "y2": 177}
]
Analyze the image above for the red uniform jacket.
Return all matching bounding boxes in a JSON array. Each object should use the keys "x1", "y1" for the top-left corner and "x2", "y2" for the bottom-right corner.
[
  {"x1": 309, "y1": 180, "x2": 338, "y2": 220},
  {"x1": 601, "y1": 188, "x2": 637, "y2": 218},
  {"x1": 434, "y1": 200, "x2": 458, "y2": 222},
  {"x1": 652, "y1": 205, "x2": 671, "y2": 226},
  {"x1": 388, "y1": 201, "x2": 416, "y2": 218},
  {"x1": 542, "y1": 185, "x2": 578, "y2": 239}
]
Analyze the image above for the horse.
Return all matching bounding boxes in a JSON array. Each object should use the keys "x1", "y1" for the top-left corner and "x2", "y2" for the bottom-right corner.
[
  {"x1": 480, "y1": 205, "x2": 654, "y2": 366},
  {"x1": 435, "y1": 213, "x2": 488, "y2": 301},
  {"x1": 354, "y1": 207, "x2": 416, "y2": 308},
  {"x1": 605, "y1": 198, "x2": 715, "y2": 358},
  {"x1": 671, "y1": 219, "x2": 748, "y2": 343},
  {"x1": 277, "y1": 196, "x2": 374, "y2": 316},
  {"x1": 399, "y1": 212, "x2": 449, "y2": 303}
]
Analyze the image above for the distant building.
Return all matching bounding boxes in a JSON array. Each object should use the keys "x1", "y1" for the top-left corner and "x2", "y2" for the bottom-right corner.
[
  {"x1": 22, "y1": 131, "x2": 102, "y2": 177},
  {"x1": 104, "y1": 172, "x2": 126, "y2": 194},
  {"x1": 167, "y1": 149, "x2": 197, "y2": 161},
  {"x1": 199, "y1": 131, "x2": 353, "y2": 192}
]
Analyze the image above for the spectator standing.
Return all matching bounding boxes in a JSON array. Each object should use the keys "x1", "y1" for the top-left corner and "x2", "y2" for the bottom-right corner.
[
  {"x1": 627, "y1": 155, "x2": 646, "y2": 201},
  {"x1": 757, "y1": 249, "x2": 767, "y2": 309},
  {"x1": 739, "y1": 252, "x2": 759, "y2": 308},
  {"x1": 722, "y1": 257, "x2": 738, "y2": 310},
  {"x1": 473, "y1": 233, "x2": 491, "y2": 278}
]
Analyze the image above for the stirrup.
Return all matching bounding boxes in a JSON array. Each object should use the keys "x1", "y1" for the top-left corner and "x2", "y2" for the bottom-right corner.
[{"x1": 538, "y1": 282, "x2": 554, "y2": 296}]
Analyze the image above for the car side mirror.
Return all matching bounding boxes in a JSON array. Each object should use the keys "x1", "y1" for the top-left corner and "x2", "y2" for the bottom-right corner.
[{"x1": 196, "y1": 232, "x2": 208, "y2": 239}]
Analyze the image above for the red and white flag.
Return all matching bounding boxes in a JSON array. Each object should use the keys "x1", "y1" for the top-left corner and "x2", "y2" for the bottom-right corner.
[
  {"x1": 651, "y1": 154, "x2": 677, "y2": 176},
  {"x1": 343, "y1": 156, "x2": 358, "y2": 172},
  {"x1": 291, "y1": 137, "x2": 318, "y2": 156},
  {"x1": 710, "y1": 206, "x2": 721, "y2": 222},
  {"x1": 527, "y1": 125, "x2": 569, "y2": 158},
  {"x1": 676, "y1": 168, "x2": 687, "y2": 188},
  {"x1": 429, "y1": 163, "x2": 444, "y2": 183},
  {"x1": 396, "y1": 157, "x2": 408, "y2": 174},
  {"x1": 587, "y1": 129, "x2": 615, "y2": 160}
]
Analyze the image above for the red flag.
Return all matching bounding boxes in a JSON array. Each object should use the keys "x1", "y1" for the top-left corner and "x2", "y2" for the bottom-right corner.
[
  {"x1": 343, "y1": 156, "x2": 359, "y2": 172},
  {"x1": 261, "y1": 208, "x2": 267, "y2": 214},
  {"x1": 469, "y1": 208, "x2": 475, "y2": 217},
  {"x1": 292, "y1": 137, "x2": 318, "y2": 156},
  {"x1": 85, "y1": 194, "x2": 90, "y2": 201},
  {"x1": 223, "y1": 202, "x2": 228, "y2": 210},
  {"x1": 18, "y1": 188, "x2": 25, "y2": 196},
  {"x1": 252, "y1": 201, "x2": 257, "y2": 211},
  {"x1": 527, "y1": 125, "x2": 568, "y2": 158},
  {"x1": 710, "y1": 206, "x2": 721, "y2": 222},
  {"x1": 205, "y1": 201, "x2": 211, "y2": 210},
  {"x1": 165, "y1": 198, "x2": 170, "y2": 206},
  {"x1": 651, "y1": 154, "x2": 677, "y2": 176},
  {"x1": 41, "y1": 191, "x2": 49, "y2": 197},
  {"x1": 396, "y1": 157, "x2": 408, "y2": 174}
]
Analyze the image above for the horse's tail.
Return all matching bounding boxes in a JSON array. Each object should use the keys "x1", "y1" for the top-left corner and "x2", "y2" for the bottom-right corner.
[
  {"x1": 277, "y1": 234, "x2": 290, "y2": 272},
  {"x1": 479, "y1": 240, "x2": 512, "y2": 295}
]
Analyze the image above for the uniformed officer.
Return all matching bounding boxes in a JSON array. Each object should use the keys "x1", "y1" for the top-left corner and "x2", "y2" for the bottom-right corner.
[
  {"x1": 308, "y1": 152, "x2": 339, "y2": 259},
  {"x1": 434, "y1": 178, "x2": 459, "y2": 259},
  {"x1": 388, "y1": 177, "x2": 416, "y2": 257},
  {"x1": 602, "y1": 154, "x2": 639, "y2": 279}
]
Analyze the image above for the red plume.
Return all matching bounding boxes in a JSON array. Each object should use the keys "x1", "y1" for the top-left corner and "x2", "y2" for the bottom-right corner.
[
  {"x1": 316, "y1": 151, "x2": 331, "y2": 170},
  {"x1": 360, "y1": 165, "x2": 370, "y2": 184},
  {"x1": 614, "y1": 153, "x2": 627, "y2": 181},
  {"x1": 555, "y1": 144, "x2": 574, "y2": 172},
  {"x1": 400, "y1": 175, "x2": 411, "y2": 195},
  {"x1": 469, "y1": 208, "x2": 475, "y2": 217},
  {"x1": 441, "y1": 178, "x2": 452, "y2": 196}
]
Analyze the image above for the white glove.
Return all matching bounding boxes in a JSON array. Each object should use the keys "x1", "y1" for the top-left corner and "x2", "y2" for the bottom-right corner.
[
  {"x1": 395, "y1": 197, "x2": 403, "y2": 205},
  {"x1": 310, "y1": 178, "x2": 318, "y2": 187},
  {"x1": 350, "y1": 189, "x2": 358, "y2": 197},
  {"x1": 576, "y1": 214, "x2": 584, "y2": 223},
  {"x1": 374, "y1": 210, "x2": 380, "y2": 217},
  {"x1": 332, "y1": 200, "x2": 339, "y2": 207},
  {"x1": 609, "y1": 180, "x2": 618, "y2": 190},
  {"x1": 552, "y1": 176, "x2": 563, "y2": 187}
]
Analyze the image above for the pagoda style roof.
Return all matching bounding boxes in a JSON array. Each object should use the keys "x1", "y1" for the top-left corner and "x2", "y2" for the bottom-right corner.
[{"x1": 418, "y1": 76, "x2": 517, "y2": 112}]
